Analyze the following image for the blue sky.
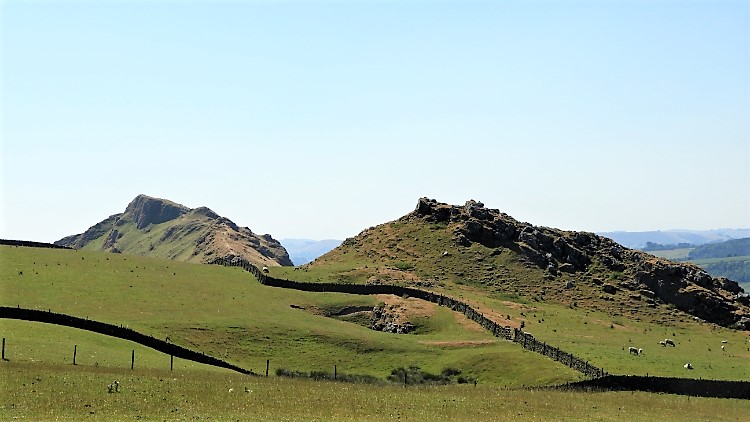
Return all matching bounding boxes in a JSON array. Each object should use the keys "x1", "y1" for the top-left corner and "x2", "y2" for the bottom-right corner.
[{"x1": 2, "y1": 0, "x2": 748, "y2": 242}]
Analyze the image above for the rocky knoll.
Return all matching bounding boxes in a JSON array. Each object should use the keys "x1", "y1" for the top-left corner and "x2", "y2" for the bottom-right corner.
[
  {"x1": 412, "y1": 198, "x2": 749, "y2": 330},
  {"x1": 55, "y1": 194, "x2": 292, "y2": 267}
]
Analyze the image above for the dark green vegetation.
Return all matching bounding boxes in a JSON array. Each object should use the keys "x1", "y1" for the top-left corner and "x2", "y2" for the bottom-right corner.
[
  {"x1": 646, "y1": 238, "x2": 750, "y2": 286},
  {"x1": 55, "y1": 194, "x2": 292, "y2": 267},
  {"x1": 687, "y1": 238, "x2": 750, "y2": 260}
]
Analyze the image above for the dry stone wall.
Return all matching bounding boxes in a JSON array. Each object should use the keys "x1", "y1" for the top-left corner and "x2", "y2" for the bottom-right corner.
[
  {"x1": 0, "y1": 306, "x2": 255, "y2": 375},
  {"x1": 211, "y1": 256, "x2": 607, "y2": 379}
]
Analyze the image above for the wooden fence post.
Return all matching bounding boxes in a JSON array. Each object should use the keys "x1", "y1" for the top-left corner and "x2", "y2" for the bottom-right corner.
[
  {"x1": 334, "y1": 365, "x2": 337, "y2": 380},
  {"x1": 131, "y1": 350, "x2": 135, "y2": 370},
  {"x1": 171, "y1": 354, "x2": 174, "y2": 371},
  {"x1": 73, "y1": 345, "x2": 77, "y2": 365},
  {"x1": 266, "y1": 359, "x2": 269, "y2": 377},
  {"x1": 1, "y1": 337, "x2": 5, "y2": 360}
]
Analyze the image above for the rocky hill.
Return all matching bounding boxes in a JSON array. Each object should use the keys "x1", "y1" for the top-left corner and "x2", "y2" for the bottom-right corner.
[
  {"x1": 308, "y1": 198, "x2": 749, "y2": 330},
  {"x1": 55, "y1": 194, "x2": 292, "y2": 267}
]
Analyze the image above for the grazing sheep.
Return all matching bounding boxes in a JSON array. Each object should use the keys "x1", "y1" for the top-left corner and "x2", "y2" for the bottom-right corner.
[
  {"x1": 684, "y1": 363, "x2": 693, "y2": 370},
  {"x1": 107, "y1": 380, "x2": 120, "y2": 393},
  {"x1": 722, "y1": 345, "x2": 725, "y2": 351},
  {"x1": 659, "y1": 340, "x2": 666, "y2": 347},
  {"x1": 629, "y1": 346, "x2": 640, "y2": 355},
  {"x1": 721, "y1": 340, "x2": 728, "y2": 344},
  {"x1": 665, "y1": 339, "x2": 676, "y2": 347},
  {"x1": 262, "y1": 266, "x2": 269, "y2": 273}
]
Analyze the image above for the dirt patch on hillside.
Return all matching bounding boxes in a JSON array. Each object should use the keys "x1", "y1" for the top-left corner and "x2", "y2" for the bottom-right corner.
[
  {"x1": 453, "y1": 312, "x2": 489, "y2": 332},
  {"x1": 456, "y1": 298, "x2": 525, "y2": 329},
  {"x1": 376, "y1": 294, "x2": 435, "y2": 325}
]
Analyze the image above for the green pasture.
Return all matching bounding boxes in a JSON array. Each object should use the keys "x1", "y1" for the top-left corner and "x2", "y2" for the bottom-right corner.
[
  {"x1": 437, "y1": 286, "x2": 750, "y2": 380},
  {"x1": 76, "y1": 212, "x2": 212, "y2": 262},
  {"x1": 2, "y1": 362, "x2": 749, "y2": 421},
  {"x1": 271, "y1": 232, "x2": 750, "y2": 380},
  {"x1": 0, "y1": 245, "x2": 581, "y2": 386},
  {"x1": 0, "y1": 319, "x2": 226, "y2": 373},
  {"x1": 689, "y1": 255, "x2": 750, "y2": 266},
  {"x1": 646, "y1": 248, "x2": 693, "y2": 260}
]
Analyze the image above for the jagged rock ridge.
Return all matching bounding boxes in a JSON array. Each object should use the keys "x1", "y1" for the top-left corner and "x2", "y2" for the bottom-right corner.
[
  {"x1": 55, "y1": 194, "x2": 292, "y2": 267},
  {"x1": 411, "y1": 198, "x2": 749, "y2": 330}
]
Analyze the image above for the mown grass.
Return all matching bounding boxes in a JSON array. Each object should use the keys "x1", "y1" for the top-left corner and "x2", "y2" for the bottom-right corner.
[
  {"x1": 2, "y1": 362, "x2": 749, "y2": 421},
  {"x1": 0, "y1": 245, "x2": 581, "y2": 386}
]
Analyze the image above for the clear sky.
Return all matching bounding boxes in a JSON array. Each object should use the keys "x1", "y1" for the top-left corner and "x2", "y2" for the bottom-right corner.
[{"x1": 1, "y1": 0, "x2": 748, "y2": 243}]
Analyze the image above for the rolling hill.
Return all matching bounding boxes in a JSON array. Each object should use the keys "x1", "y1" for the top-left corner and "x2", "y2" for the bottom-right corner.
[
  {"x1": 599, "y1": 229, "x2": 750, "y2": 249},
  {"x1": 55, "y1": 194, "x2": 292, "y2": 267},
  {"x1": 0, "y1": 245, "x2": 583, "y2": 386},
  {"x1": 279, "y1": 198, "x2": 750, "y2": 331}
]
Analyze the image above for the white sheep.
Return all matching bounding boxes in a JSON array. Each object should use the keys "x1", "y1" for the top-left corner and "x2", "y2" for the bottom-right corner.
[
  {"x1": 684, "y1": 363, "x2": 693, "y2": 370},
  {"x1": 628, "y1": 346, "x2": 640, "y2": 355},
  {"x1": 262, "y1": 266, "x2": 269, "y2": 273},
  {"x1": 107, "y1": 380, "x2": 120, "y2": 393},
  {"x1": 659, "y1": 340, "x2": 666, "y2": 347},
  {"x1": 721, "y1": 345, "x2": 725, "y2": 351},
  {"x1": 721, "y1": 340, "x2": 728, "y2": 344},
  {"x1": 665, "y1": 339, "x2": 676, "y2": 347}
]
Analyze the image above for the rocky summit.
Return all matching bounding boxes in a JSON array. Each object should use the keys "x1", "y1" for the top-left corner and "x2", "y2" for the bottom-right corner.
[
  {"x1": 55, "y1": 194, "x2": 292, "y2": 267},
  {"x1": 314, "y1": 198, "x2": 749, "y2": 330}
]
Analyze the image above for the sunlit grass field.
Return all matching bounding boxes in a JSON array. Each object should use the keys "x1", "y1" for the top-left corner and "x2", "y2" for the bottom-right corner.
[
  {"x1": 3, "y1": 245, "x2": 750, "y2": 420},
  {"x1": 0, "y1": 245, "x2": 581, "y2": 386},
  {"x1": 3, "y1": 362, "x2": 750, "y2": 421}
]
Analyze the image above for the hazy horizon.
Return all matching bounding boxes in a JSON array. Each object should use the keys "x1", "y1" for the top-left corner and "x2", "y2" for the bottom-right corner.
[{"x1": 2, "y1": 1, "x2": 748, "y2": 242}]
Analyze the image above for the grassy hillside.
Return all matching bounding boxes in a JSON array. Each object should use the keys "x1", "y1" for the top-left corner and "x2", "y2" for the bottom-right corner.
[
  {"x1": 56, "y1": 194, "x2": 292, "y2": 267},
  {"x1": 3, "y1": 363, "x2": 750, "y2": 421},
  {"x1": 271, "y1": 201, "x2": 750, "y2": 380},
  {"x1": 0, "y1": 245, "x2": 583, "y2": 386}
]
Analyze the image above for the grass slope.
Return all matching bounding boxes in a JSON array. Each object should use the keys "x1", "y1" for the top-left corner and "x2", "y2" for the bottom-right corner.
[
  {"x1": 3, "y1": 364, "x2": 750, "y2": 421},
  {"x1": 272, "y1": 218, "x2": 750, "y2": 380},
  {"x1": 57, "y1": 194, "x2": 292, "y2": 267},
  {"x1": 0, "y1": 245, "x2": 581, "y2": 386}
]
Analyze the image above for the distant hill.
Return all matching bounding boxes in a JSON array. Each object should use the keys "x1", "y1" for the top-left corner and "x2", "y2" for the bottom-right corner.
[
  {"x1": 55, "y1": 194, "x2": 292, "y2": 267},
  {"x1": 302, "y1": 198, "x2": 750, "y2": 330},
  {"x1": 599, "y1": 229, "x2": 750, "y2": 249},
  {"x1": 280, "y1": 239, "x2": 342, "y2": 265},
  {"x1": 687, "y1": 238, "x2": 750, "y2": 286},
  {"x1": 688, "y1": 238, "x2": 750, "y2": 260}
]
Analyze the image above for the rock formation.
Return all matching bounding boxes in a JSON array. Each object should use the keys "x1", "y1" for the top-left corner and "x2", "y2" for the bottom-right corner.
[
  {"x1": 55, "y1": 194, "x2": 292, "y2": 267},
  {"x1": 411, "y1": 197, "x2": 749, "y2": 329}
]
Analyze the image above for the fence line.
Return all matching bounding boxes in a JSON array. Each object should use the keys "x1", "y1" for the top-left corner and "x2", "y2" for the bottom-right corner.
[
  {"x1": 0, "y1": 239, "x2": 71, "y2": 250},
  {"x1": 210, "y1": 257, "x2": 607, "y2": 379},
  {"x1": 565, "y1": 375, "x2": 750, "y2": 400},
  {"x1": 0, "y1": 306, "x2": 256, "y2": 376}
]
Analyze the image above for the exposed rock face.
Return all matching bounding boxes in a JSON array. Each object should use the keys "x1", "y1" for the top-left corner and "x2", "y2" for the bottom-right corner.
[
  {"x1": 125, "y1": 194, "x2": 189, "y2": 229},
  {"x1": 371, "y1": 303, "x2": 415, "y2": 334},
  {"x1": 55, "y1": 195, "x2": 292, "y2": 267},
  {"x1": 412, "y1": 197, "x2": 750, "y2": 330}
]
